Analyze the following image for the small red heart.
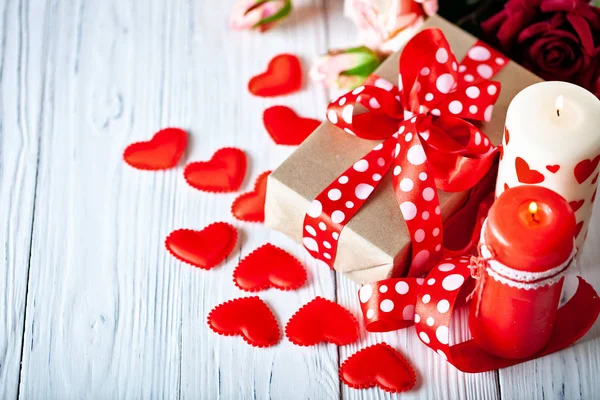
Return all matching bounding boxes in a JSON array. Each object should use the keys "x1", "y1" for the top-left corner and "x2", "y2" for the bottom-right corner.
[
  {"x1": 263, "y1": 106, "x2": 320, "y2": 145},
  {"x1": 165, "y1": 222, "x2": 237, "y2": 269},
  {"x1": 232, "y1": 171, "x2": 271, "y2": 222},
  {"x1": 234, "y1": 244, "x2": 306, "y2": 292},
  {"x1": 569, "y1": 200, "x2": 585, "y2": 213},
  {"x1": 515, "y1": 157, "x2": 545, "y2": 184},
  {"x1": 592, "y1": 189, "x2": 597, "y2": 203},
  {"x1": 504, "y1": 183, "x2": 510, "y2": 192},
  {"x1": 339, "y1": 343, "x2": 416, "y2": 393},
  {"x1": 285, "y1": 297, "x2": 359, "y2": 346},
  {"x1": 248, "y1": 54, "x2": 302, "y2": 97},
  {"x1": 574, "y1": 155, "x2": 600, "y2": 184},
  {"x1": 124, "y1": 127, "x2": 187, "y2": 170},
  {"x1": 499, "y1": 144, "x2": 504, "y2": 161},
  {"x1": 575, "y1": 221, "x2": 584, "y2": 238},
  {"x1": 546, "y1": 165, "x2": 560, "y2": 173},
  {"x1": 184, "y1": 148, "x2": 246, "y2": 193},
  {"x1": 592, "y1": 173, "x2": 599, "y2": 184},
  {"x1": 504, "y1": 126, "x2": 510, "y2": 145},
  {"x1": 207, "y1": 297, "x2": 280, "y2": 347}
]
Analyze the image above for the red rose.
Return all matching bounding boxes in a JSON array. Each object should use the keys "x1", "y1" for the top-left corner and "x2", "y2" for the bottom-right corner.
[{"x1": 482, "y1": 0, "x2": 600, "y2": 96}]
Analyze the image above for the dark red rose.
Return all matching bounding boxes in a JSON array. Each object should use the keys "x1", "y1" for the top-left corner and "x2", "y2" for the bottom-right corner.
[{"x1": 482, "y1": 0, "x2": 600, "y2": 96}]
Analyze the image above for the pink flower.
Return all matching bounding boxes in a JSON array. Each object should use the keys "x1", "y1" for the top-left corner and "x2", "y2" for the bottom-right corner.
[
  {"x1": 344, "y1": 0, "x2": 439, "y2": 54},
  {"x1": 230, "y1": 0, "x2": 292, "y2": 32},
  {"x1": 310, "y1": 46, "x2": 382, "y2": 89}
]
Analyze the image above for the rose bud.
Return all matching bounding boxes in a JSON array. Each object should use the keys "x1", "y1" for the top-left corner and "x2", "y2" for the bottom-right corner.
[
  {"x1": 310, "y1": 46, "x2": 382, "y2": 90},
  {"x1": 230, "y1": 0, "x2": 292, "y2": 33}
]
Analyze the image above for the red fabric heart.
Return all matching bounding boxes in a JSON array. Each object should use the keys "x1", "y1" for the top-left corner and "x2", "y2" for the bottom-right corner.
[
  {"x1": 123, "y1": 127, "x2": 187, "y2": 170},
  {"x1": 184, "y1": 148, "x2": 246, "y2": 193},
  {"x1": 546, "y1": 165, "x2": 560, "y2": 173},
  {"x1": 285, "y1": 297, "x2": 359, "y2": 346},
  {"x1": 248, "y1": 54, "x2": 302, "y2": 97},
  {"x1": 231, "y1": 171, "x2": 271, "y2": 222},
  {"x1": 207, "y1": 297, "x2": 280, "y2": 347},
  {"x1": 339, "y1": 343, "x2": 416, "y2": 393},
  {"x1": 263, "y1": 106, "x2": 320, "y2": 145},
  {"x1": 515, "y1": 157, "x2": 545, "y2": 184},
  {"x1": 234, "y1": 244, "x2": 306, "y2": 292},
  {"x1": 569, "y1": 200, "x2": 585, "y2": 213},
  {"x1": 165, "y1": 222, "x2": 237, "y2": 269},
  {"x1": 574, "y1": 155, "x2": 600, "y2": 184}
]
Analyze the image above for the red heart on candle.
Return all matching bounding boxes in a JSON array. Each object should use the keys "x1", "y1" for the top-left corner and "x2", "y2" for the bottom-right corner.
[
  {"x1": 207, "y1": 297, "x2": 280, "y2": 347},
  {"x1": 499, "y1": 145, "x2": 504, "y2": 161},
  {"x1": 263, "y1": 106, "x2": 321, "y2": 145},
  {"x1": 165, "y1": 222, "x2": 237, "y2": 269},
  {"x1": 504, "y1": 183, "x2": 510, "y2": 192},
  {"x1": 592, "y1": 189, "x2": 597, "y2": 203},
  {"x1": 515, "y1": 157, "x2": 545, "y2": 184},
  {"x1": 184, "y1": 148, "x2": 247, "y2": 193},
  {"x1": 546, "y1": 165, "x2": 560, "y2": 174},
  {"x1": 231, "y1": 171, "x2": 271, "y2": 222},
  {"x1": 233, "y1": 244, "x2": 307, "y2": 292},
  {"x1": 574, "y1": 155, "x2": 600, "y2": 184},
  {"x1": 504, "y1": 127, "x2": 510, "y2": 145},
  {"x1": 592, "y1": 173, "x2": 599, "y2": 184},
  {"x1": 339, "y1": 343, "x2": 416, "y2": 393},
  {"x1": 285, "y1": 297, "x2": 359, "y2": 346},
  {"x1": 575, "y1": 221, "x2": 584, "y2": 238},
  {"x1": 123, "y1": 127, "x2": 187, "y2": 170},
  {"x1": 569, "y1": 200, "x2": 585, "y2": 213},
  {"x1": 248, "y1": 54, "x2": 302, "y2": 97}
]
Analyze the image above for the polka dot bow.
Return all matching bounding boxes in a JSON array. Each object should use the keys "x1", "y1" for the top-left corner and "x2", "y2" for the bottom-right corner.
[{"x1": 303, "y1": 28, "x2": 509, "y2": 277}]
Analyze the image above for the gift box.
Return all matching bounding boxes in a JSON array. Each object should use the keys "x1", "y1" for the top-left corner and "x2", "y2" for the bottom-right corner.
[{"x1": 265, "y1": 15, "x2": 542, "y2": 284}]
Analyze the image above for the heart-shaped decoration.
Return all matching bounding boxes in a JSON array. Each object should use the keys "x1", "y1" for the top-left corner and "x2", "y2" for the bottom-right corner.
[
  {"x1": 592, "y1": 189, "x2": 597, "y2": 203},
  {"x1": 123, "y1": 127, "x2": 187, "y2": 170},
  {"x1": 575, "y1": 221, "x2": 584, "y2": 238},
  {"x1": 574, "y1": 155, "x2": 600, "y2": 184},
  {"x1": 504, "y1": 182, "x2": 510, "y2": 192},
  {"x1": 263, "y1": 106, "x2": 320, "y2": 145},
  {"x1": 165, "y1": 222, "x2": 237, "y2": 269},
  {"x1": 546, "y1": 165, "x2": 560, "y2": 174},
  {"x1": 234, "y1": 244, "x2": 306, "y2": 292},
  {"x1": 515, "y1": 157, "x2": 545, "y2": 184},
  {"x1": 499, "y1": 144, "x2": 504, "y2": 161},
  {"x1": 231, "y1": 171, "x2": 271, "y2": 222},
  {"x1": 504, "y1": 126, "x2": 510, "y2": 145},
  {"x1": 285, "y1": 297, "x2": 359, "y2": 346},
  {"x1": 207, "y1": 297, "x2": 280, "y2": 347},
  {"x1": 339, "y1": 343, "x2": 416, "y2": 393},
  {"x1": 248, "y1": 54, "x2": 302, "y2": 97},
  {"x1": 592, "y1": 173, "x2": 599, "y2": 184},
  {"x1": 184, "y1": 148, "x2": 247, "y2": 193},
  {"x1": 569, "y1": 200, "x2": 585, "y2": 213}
]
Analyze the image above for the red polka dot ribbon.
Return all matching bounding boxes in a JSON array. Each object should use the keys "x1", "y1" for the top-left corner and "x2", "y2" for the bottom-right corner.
[{"x1": 302, "y1": 28, "x2": 508, "y2": 277}]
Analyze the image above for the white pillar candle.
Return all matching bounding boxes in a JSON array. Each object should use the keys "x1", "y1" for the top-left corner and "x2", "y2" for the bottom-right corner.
[{"x1": 496, "y1": 81, "x2": 600, "y2": 248}]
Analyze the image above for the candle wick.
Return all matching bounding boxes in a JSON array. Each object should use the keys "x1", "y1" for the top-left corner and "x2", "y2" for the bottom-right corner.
[
  {"x1": 531, "y1": 213, "x2": 538, "y2": 223},
  {"x1": 557, "y1": 109, "x2": 560, "y2": 117}
]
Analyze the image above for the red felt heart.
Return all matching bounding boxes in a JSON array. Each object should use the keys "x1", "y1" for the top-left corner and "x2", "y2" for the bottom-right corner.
[
  {"x1": 569, "y1": 200, "x2": 585, "y2": 213},
  {"x1": 546, "y1": 165, "x2": 560, "y2": 173},
  {"x1": 231, "y1": 171, "x2": 271, "y2": 222},
  {"x1": 575, "y1": 221, "x2": 584, "y2": 238},
  {"x1": 263, "y1": 106, "x2": 320, "y2": 145},
  {"x1": 515, "y1": 157, "x2": 545, "y2": 184},
  {"x1": 184, "y1": 148, "x2": 246, "y2": 193},
  {"x1": 248, "y1": 54, "x2": 302, "y2": 97},
  {"x1": 124, "y1": 128, "x2": 187, "y2": 170},
  {"x1": 234, "y1": 244, "x2": 306, "y2": 292},
  {"x1": 339, "y1": 343, "x2": 416, "y2": 393},
  {"x1": 165, "y1": 222, "x2": 237, "y2": 269},
  {"x1": 574, "y1": 155, "x2": 600, "y2": 184},
  {"x1": 504, "y1": 126, "x2": 510, "y2": 145},
  {"x1": 207, "y1": 297, "x2": 280, "y2": 347},
  {"x1": 285, "y1": 297, "x2": 359, "y2": 346}
]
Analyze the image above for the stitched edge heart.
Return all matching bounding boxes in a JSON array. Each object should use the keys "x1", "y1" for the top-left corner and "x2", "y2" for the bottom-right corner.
[
  {"x1": 285, "y1": 297, "x2": 359, "y2": 346},
  {"x1": 184, "y1": 147, "x2": 247, "y2": 193},
  {"x1": 207, "y1": 297, "x2": 280, "y2": 348},
  {"x1": 165, "y1": 222, "x2": 237, "y2": 270},
  {"x1": 263, "y1": 105, "x2": 321, "y2": 145},
  {"x1": 248, "y1": 53, "x2": 302, "y2": 97},
  {"x1": 231, "y1": 170, "x2": 272, "y2": 223},
  {"x1": 123, "y1": 127, "x2": 187, "y2": 170},
  {"x1": 339, "y1": 342, "x2": 416, "y2": 393},
  {"x1": 233, "y1": 244, "x2": 307, "y2": 292}
]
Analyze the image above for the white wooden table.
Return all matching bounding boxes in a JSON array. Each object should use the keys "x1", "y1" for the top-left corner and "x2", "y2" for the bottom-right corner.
[{"x1": 1, "y1": 0, "x2": 599, "y2": 398}]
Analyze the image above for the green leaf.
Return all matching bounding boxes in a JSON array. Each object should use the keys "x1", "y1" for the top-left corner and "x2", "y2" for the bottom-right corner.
[{"x1": 255, "y1": 0, "x2": 292, "y2": 27}]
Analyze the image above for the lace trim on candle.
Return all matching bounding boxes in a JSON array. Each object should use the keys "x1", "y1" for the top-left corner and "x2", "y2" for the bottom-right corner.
[{"x1": 479, "y1": 221, "x2": 576, "y2": 290}]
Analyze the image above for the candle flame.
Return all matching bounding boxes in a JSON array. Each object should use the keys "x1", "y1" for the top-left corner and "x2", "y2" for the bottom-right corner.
[
  {"x1": 529, "y1": 201, "x2": 538, "y2": 215},
  {"x1": 556, "y1": 95, "x2": 564, "y2": 116}
]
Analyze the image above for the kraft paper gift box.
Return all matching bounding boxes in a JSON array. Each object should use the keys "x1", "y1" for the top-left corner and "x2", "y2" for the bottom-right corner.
[{"x1": 265, "y1": 15, "x2": 542, "y2": 284}]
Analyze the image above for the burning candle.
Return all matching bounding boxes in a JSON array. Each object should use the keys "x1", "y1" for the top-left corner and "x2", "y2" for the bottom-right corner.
[
  {"x1": 496, "y1": 82, "x2": 600, "y2": 248},
  {"x1": 469, "y1": 185, "x2": 576, "y2": 359}
]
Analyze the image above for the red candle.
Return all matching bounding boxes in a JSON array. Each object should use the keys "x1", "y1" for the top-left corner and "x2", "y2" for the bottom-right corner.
[{"x1": 469, "y1": 185, "x2": 576, "y2": 359}]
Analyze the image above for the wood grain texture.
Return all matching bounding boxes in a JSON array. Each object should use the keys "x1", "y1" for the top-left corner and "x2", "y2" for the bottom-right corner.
[{"x1": 0, "y1": 0, "x2": 598, "y2": 398}]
